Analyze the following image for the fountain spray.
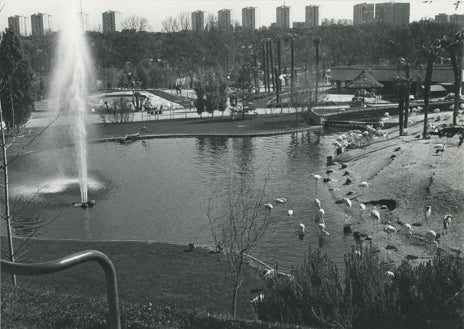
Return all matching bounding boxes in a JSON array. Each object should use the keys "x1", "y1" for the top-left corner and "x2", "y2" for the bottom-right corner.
[{"x1": 50, "y1": 1, "x2": 92, "y2": 205}]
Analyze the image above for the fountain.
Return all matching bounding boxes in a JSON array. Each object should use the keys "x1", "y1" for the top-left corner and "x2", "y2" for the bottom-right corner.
[{"x1": 49, "y1": 1, "x2": 93, "y2": 207}]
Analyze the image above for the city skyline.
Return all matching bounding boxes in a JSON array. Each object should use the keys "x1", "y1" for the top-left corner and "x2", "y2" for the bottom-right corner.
[{"x1": 0, "y1": 0, "x2": 461, "y2": 32}]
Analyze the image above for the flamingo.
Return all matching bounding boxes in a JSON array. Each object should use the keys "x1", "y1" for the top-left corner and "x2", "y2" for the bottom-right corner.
[
  {"x1": 425, "y1": 230, "x2": 439, "y2": 250},
  {"x1": 443, "y1": 214, "x2": 452, "y2": 234},
  {"x1": 313, "y1": 174, "x2": 322, "y2": 196},
  {"x1": 371, "y1": 207, "x2": 381, "y2": 232},
  {"x1": 264, "y1": 203, "x2": 273, "y2": 210},
  {"x1": 274, "y1": 198, "x2": 287, "y2": 203},
  {"x1": 425, "y1": 206, "x2": 431, "y2": 221},
  {"x1": 404, "y1": 223, "x2": 413, "y2": 237},
  {"x1": 318, "y1": 222, "x2": 330, "y2": 236},
  {"x1": 383, "y1": 224, "x2": 397, "y2": 241},
  {"x1": 343, "y1": 198, "x2": 352, "y2": 221},
  {"x1": 318, "y1": 208, "x2": 325, "y2": 224},
  {"x1": 435, "y1": 144, "x2": 445, "y2": 156},
  {"x1": 298, "y1": 223, "x2": 305, "y2": 236},
  {"x1": 385, "y1": 271, "x2": 395, "y2": 278},
  {"x1": 359, "y1": 203, "x2": 366, "y2": 222},
  {"x1": 358, "y1": 181, "x2": 370, "y2": 195},
  {"x1": 314, "y1": 198, "x2": 322, "y2": 209},
  {"x1": 288, "y1": 210, "x2": 294, "y2": 216}
]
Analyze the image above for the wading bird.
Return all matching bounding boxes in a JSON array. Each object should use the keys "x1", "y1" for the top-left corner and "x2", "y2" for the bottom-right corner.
[
  {"x1": 371, "y1": 207, "x2": 381, "y2": 232},
  {"x1": 404, "y1": 223, "x2": 413, "y2": 237},
  {"x1": 383, "y1": 224, "x2": 397, "y2": 241},
  {"x1": 358, "y1": 181, "x2": 370, "y2": 195},
  {"x1": 318, "y1": 222, "x2": 330, "y2": 237},
  {"x1": 359, "y1": 203, "x2": 366, "y2": 222},
  {"x1": 425, "y1": 206, "x2": 432, "y2": 221},
  {"x1": 443, "y1": 214, "x2": 452, "y2": 234}
]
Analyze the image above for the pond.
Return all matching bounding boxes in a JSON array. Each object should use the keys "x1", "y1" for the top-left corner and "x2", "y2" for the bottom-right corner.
[{"x1": 7, "y1": 131, "x2": 355, "y2": 272}]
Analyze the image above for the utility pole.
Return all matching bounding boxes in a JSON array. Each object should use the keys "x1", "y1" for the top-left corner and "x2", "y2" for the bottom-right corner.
[
  {"x1": 290, "y1": 35, "x2": 295, "y2": 105},
  {"x1": 277, "y1": 38, "x2": 282, "y2": 112},
  {"x1": 0, "y1": 103, "x2": 17, "y2": 286},
  {"x1": 397, "y1": 81, "x2": 404, "y2": 136},
  {"x1": 314, "y1": 37, "x2": 321, "y2": 105},
  {"x1": 404, "y1": 63, "x2": 410, "y2": 129}
]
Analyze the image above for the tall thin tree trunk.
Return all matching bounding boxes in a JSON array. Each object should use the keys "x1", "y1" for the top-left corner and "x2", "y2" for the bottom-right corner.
[
  {"x1": 404, "y1": 64, "x2": 410, "y2": 128},
  {"x1": 450, "y1": 44, "x2": 463, "y2": 126},
  {"x1": 269, "y1": 40, "x2": 275, "y2": 92},
  {"x1": 232, "y1": 287, "x2": 238, "y2": 319},
  {"x1": 398, "y1": 85, "x2": 404, "y2": 136},
  {"x1": 0, "y1": 104, "x2": 17, "y2": 285},
  {"x1": 423, "y1": 57, "x2": 434, "y2": 138}
]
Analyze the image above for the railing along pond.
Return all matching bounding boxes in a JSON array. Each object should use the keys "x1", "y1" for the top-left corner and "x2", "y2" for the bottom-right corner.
[{"x1": 1, "y1": 250, "x2": 121, "y2": 329}]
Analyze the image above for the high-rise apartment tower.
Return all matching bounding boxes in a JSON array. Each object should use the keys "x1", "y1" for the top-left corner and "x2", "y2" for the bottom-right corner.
[
  {"x1": 305, "y1": 5, "x2": 319, "y2": 27},
  {"x1": 353, "y1": 3, "x2": 375, "y2": 25},
  {"x1": 102, "y1": 11, "x2": 121, "y2": 33},
  {"x1": 31, "y1": 13, "x2": 52, "y2": 36},
  {"x1": 218, "y1": 9, "x2": 232, "y2": 30},
  {"x1": 191, "y1": 10, "x2": 205, "y2": 31},
  {"x1": 375, "y1": 2, "x2": 410, "y2": 25},
  {"x1": 276, "y1": 5, "x2": 290, "y2": 29},
  {"x1": 8, "y1": 15, "x2": 29, "y2": 36},
  {"x1": 242, "y1": 7, "x2": 256, "y2": 30}
]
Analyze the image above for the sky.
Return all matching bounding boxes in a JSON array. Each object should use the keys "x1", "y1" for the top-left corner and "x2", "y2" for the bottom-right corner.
[{"x1": 0, "y1": 0, "x2": 462, "y2": 32}]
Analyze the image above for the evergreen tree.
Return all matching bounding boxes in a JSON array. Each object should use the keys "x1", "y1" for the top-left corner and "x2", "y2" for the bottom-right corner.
[{"x1": 0, "y1": 29, "x2": 35, "y2": 130}]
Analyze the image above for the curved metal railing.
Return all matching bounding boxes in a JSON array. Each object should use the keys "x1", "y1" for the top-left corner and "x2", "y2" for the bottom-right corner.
[{"x1": 1, "y1": 250, "x2": 121, "y2": 329}]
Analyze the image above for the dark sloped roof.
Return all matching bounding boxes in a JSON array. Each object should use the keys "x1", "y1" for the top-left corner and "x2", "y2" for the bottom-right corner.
[{"x1": 345, "y1": 69, "x2": 384, "y2": 89}]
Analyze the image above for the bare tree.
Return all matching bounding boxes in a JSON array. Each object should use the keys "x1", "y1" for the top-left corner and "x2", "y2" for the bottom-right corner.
[
  {"x1": 208, "y1": 168, "x2": 273, "y2": 319},
  {"x1": 205, "y1": 13, "x2": 217, "y2": 31},
  {"x1": 441, "y1": 31, "x2": 463, "y2": 126},
  {"x1": 161, "y1": 16, "x2": 179, "y2": 33},
  {"x1": 121, "y1": 15, "x2": 151, "y2": 32},
  {"x1": 177, "y1": 12, "x2": 191, "y2": 32}
]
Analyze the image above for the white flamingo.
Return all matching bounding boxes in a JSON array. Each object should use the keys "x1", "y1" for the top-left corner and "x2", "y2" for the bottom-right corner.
[
  {"x1": 359, "y1": 203, "x2": 366, "y2": 221},
  {"x1": 264, "y1": 203, "x2": 273, "y2": 210},
  {"x1": 343, "y1": 198, "x2": 352, "y2": 221},
  {"x1": 385, "y1": 271, "x2": 395, "y2": 278},
  {"x1": 318, "y1": 208, "x2": 325, "y2": 224},
  {"x1": 404, "y1": 223, "x2": 413, "y2": 237},
  {"x1": 314, "y1": 198, "x2": 322, "y2": 209},
  {"x1": 358, "y1": 181, "x2": 370, "y2": 195},
  {"x1": 443, "y1": 214, "x2": 452, "y2": 234},
  {"x1": 288, "y1": 209, "x2": 294, "y2": 216},
  {"x1": 274, "y1": 198, "x2": 287, "y2": 203},
  {"x1": 313, "y1": 174, "x2": 322, "y2": 196},
  {"x1": 371, "y1": 207, "x2": 381, "y2": 232},
  {"x1": 298, "y1": 223, "x2": 305, "y2": 236},
  {"x1": 383, "y1": 224, "x2": 397, "y2": 241},
  {"x1": 425, "y1": 230, "x2": 439, "y2": 250},
  {"x1": 318, "y1": 222, "x2": 330, "y2": 237},
  {"x1": 425, "y1": 206, "x2": 431, "y2": 221}
]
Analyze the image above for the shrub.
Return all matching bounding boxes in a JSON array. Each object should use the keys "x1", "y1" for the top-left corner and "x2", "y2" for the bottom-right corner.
[{"x1": 254, "y1": 247, "x2": 464, "y2": 329}]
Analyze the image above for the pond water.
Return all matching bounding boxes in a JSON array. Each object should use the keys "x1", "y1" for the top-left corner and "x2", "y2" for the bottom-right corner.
[{"x1": 7, "y1": 131, "x2": 355, "y2": 271}]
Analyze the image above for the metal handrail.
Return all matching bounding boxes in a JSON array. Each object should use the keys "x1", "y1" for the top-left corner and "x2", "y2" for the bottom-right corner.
[{"x1": 1, "y1": 250, "x2": 121, "y2": 329}]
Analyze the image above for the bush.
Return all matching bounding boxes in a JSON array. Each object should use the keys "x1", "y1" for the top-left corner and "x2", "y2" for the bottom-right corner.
[{"x1": 254, "y1": 247, "x2": 464, "y2": 329}]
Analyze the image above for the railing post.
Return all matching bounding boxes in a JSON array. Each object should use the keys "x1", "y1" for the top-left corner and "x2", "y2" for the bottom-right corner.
[{"x1": 1, "y1": 250, "x2": 120, "y2": 329}]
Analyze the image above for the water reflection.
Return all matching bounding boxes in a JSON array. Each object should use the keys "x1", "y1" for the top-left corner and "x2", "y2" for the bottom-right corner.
[{"x1": 8, "y1": 132, "x2": 353, "y2": 271}]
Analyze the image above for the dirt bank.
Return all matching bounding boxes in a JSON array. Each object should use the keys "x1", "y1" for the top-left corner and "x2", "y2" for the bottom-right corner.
[{"x1": 325, "y1": 115, "x2": 464, "y2": 267}]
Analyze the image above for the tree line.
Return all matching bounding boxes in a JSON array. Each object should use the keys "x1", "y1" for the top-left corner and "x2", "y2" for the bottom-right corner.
[{"x1": 0, "y1": 21, "x2": 461, "y2": 128}]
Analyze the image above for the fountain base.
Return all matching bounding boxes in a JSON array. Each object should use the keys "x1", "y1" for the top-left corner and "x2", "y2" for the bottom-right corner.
[{"x1": 72, "y1": 200, "x2": 97, "y2": 209}]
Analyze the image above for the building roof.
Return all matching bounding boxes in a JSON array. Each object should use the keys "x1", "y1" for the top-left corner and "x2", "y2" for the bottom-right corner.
[
  {"x1": 345, "y1": 69, "x2": 384, "y2": 89},
  {"x1": 331, "y1": 65, "x2": 459, "y2": 83}
]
